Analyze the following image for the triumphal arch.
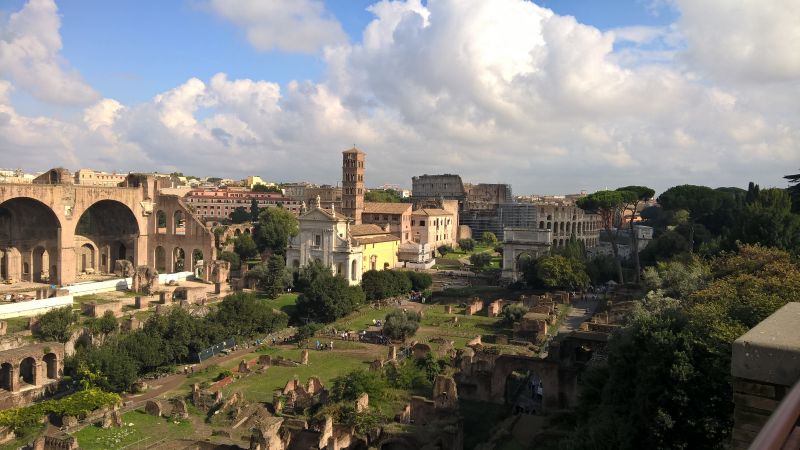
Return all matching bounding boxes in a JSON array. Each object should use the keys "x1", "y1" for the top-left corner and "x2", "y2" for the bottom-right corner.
[{"x1": 0, "y1": 168, "x2": 216, "y2": 286}]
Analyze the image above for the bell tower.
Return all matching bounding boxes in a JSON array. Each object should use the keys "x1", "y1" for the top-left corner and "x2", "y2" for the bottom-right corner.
[{"x1": 342, "y1": 147, "x2": 365, "y2": 224}]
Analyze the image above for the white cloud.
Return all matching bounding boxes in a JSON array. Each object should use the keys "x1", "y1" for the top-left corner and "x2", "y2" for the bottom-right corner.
[
  {"x1": 0, "y1": 0, "x2": 98, "y2": 105},
  {"x1": 0, "y1": 0, "x2": 798, "y2": 194},
  {"x1": 208, "y1": 0, "x2": 347, "y2": 53},
  {"x1": 677, "y1": 0, "x2": 800, "y2": 83}
]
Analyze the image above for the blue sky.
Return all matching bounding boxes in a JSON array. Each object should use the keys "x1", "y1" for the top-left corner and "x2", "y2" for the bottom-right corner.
[
  {"x1": 0, "y1": 0, "x2": 796, "y2": 193},
  {"x1": 5, "y1": 0, "x2": 678, "y2": 107}
]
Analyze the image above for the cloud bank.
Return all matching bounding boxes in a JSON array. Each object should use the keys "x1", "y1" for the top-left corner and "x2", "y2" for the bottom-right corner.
[{"x1": 0, "y1": 0, "x2": 798, "y2": 194}]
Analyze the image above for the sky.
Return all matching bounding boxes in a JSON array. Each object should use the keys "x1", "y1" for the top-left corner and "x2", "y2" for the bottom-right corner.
[{"x1": 0, "y1": 0, "x2": 798, "y2": 195}]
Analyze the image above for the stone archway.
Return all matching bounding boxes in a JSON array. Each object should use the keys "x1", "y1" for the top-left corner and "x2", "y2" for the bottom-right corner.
[
  {"x1": 0, "y1": 362, "x2": 11, "y2": 391},
  {"x1": 174, "y1": 211, "x2": 186, "y2": 235},
  {"x1": 19, "y1": 357, "x2": 36, "y2": 386},
  {"x1": 0, "y1": 198, "x2": 61, "y2": 284},
  {"x1": 489, "y1": 355, "x2": 562, "y2": 410},
  {"x1": 173, "y1": 248, "x2": 186, "y2": 272},
  {"x1": 155, "y1": 246, "x2": 167, "y2": 272},
  {"x1": 74, "y1": 200, "x2": 140, "y2": 275}
]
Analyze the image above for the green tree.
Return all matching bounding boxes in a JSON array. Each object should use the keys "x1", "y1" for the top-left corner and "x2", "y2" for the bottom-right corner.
[
  {"x1": 577, "y1": 190, "x2": 634, "y2": 283},
  {"x1": 330, "y1": 369, "x2": 387, "y2": 402},
  {"x1": 213, "y1": 226, "x2": 226, "y2": 251},
  {"x1": 616, "y1": 186, "x2": 655, "y2": 283},
  {"x1": 293, "y1": 259, "x2": 328, "y2": 292},
  {"x1": 657, "y1": 185, "x2": 741, "y2": 251},
  {"x1": 383, "y1": 309, "x2": 421, "y2": 340},
  {"x1": 262, "y1": 254, "x2": 290, "y2": 298},
  {"x1": 535, "y1": 255, "x2": 589, "y2": 290},
  {"x1": 35, "y1": 307, "x2": 79, "y2": 343},
  {"x1": 458, "y1": 238, "x2": 475, "y2": 252},
  {"x1": 785, "y1": 170, "x2": 800, "y2": 212},
  {"x1": 213, "y1": 292, "x2": 289, "y2": 338},
  {"x1": 728, "y1": 188, "x2": 800, "y2": 252},
  {"x1": 481, "y1": 231, "x2": 498, "y2": 245},
  {"x1": 86, "y1": 310, "x2": 118, "y2": 337},
  {"x1": 405, "y1": 271, "x2": 432, "y2": 291},
  {"x1": 585, "y1": 255, "x2": 618, "y2": 285},
  {"x1": 640, "y1": 230, "x2": 691, "y2": 263},
  {"x1": 254, "y1": 207, "x2": 299, "y2": 257},
  {"x1": 234, "y1": 233, "x2": 259, "y2": 261},
  {"x1": 219, "y1": 251, "x2": 241, "y2": 270},
  {"x1": 295, "y1": 268, "x2": 365, "y2": 323},
  {"x1": 364, "y1": 189, "x2": 404, "y2": 203},
  {"x1": 250, "y1": 198, "x2": 260, "y2": 221},
  {"x1": 229, "y1": 206, "x2": 250, "y2": 224},
  {"x1": 469, "y1": 252, "x2": 492, "y2": 270},
  {"x1": 555, "y1": 235, "x2": 585, "y2": 260}
]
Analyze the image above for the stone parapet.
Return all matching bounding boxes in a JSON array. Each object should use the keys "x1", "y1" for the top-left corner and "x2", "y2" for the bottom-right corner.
[{"x1": 731, "y1": 302, "x2": 800, "y2": 449}]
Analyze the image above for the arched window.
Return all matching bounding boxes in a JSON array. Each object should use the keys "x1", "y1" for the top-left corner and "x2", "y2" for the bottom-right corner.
[
  {"x1": 173, "y1": 248, "x2": 186, "y2": 272},
  {"x1": 156, "y1": 211, "x2": 167, "y2": 234},
  {"x1": 351, "y1": 260, "x2": 357, "y2": 281},
  {"x1": 155, "y1": 246, "x2": 166, "y2": 272},
  {"x1": 174, "y1": 211, "x2": 186, "y2": 235},
  {"x1": 539, "y1": 221, "x2": 544, "y2": 229}
]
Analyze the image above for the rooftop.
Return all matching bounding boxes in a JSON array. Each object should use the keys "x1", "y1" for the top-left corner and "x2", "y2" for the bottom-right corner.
[
  {"x1": 363, "y1": 202, "x2": 412, "y2": 214},
  {"x1": 412, "y1": 208, "x2": 453, "y2": 216}
]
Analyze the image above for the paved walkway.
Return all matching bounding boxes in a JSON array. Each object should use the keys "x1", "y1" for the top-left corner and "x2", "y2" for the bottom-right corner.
[{"x1": 559, "y1": 297, "x2": 601, "y2": 333}]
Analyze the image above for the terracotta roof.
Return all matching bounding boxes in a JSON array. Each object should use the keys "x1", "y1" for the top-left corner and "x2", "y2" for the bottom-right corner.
[
  {"x1": 354, "y1": 235, "x2": 400, "y2": 245},
  {"x1": 363, "y1": 202, "x2": 411, "y2": 214},
  {"x1": 412, "y1": 208, "x2": 453, "y2": 216},
  {"x1": 342, "y1": 146, "x2": 364, "y2": 154},
  {"x1": 349, "y1": 224, "x2": 386, "y2": 236},
  {"x1": 304, "y1": 206, "x2": 348, "y2": 221}
]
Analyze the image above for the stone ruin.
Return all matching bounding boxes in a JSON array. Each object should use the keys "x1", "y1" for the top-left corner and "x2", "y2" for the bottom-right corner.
[
  {"x1": 465, "y1": 298, "x2": 484, "y2": 316},
  {"x1": 144, "y1": 398, "x2": 188, "y2": 420},
  {"x1": 513, "y1": 312, "x2": 549, "y2": 344},
  {"x1": 273, "y1": 377, "x2": 328, "y2": 414},
  {"x1": 100, "y1": 408, "x2": 124, "y2": 429},
  {"x1": 0, "y1": 321, "x2": 6, "y2": 336},
  {"x1": 208, "y1": 260, "x2": 231, "y2": 283},
  {"x1": 113, "y1": 260, "x2": 135, "y2": 278},
  {"x1": 131, "y1": 265, "x2": 160, "y2": 294}
]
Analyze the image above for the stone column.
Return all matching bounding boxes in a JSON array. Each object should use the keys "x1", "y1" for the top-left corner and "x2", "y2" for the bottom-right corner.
[
  {"x1": 9, "y1": 365, "x2": 19, "y2": 392},
  {"x1": 389, "y1": 346, "x2": 397, "y2": 361},
  {"x1": 33, "y1": 361, "x2": 44, "y2": 387},
  {"x1": 58, "y1": 227, "x2": 76, "y2": 286}
]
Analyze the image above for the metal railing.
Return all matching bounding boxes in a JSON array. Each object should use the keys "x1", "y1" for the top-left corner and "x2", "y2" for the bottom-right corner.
[{"x1": 749, "y1": 379, "x2": 800, "y2": 450}]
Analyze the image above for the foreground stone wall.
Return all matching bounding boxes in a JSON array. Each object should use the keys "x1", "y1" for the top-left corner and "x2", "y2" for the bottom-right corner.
[{"x1": 730, "y1": 302, "x2": 800, "y2": 449}]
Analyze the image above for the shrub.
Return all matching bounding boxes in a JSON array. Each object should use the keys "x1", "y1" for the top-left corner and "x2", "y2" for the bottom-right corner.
[
  {"x1": 438, "y1": 245, "x2": 454, "y2": 255},
  {"x1": 458, "y1": 238, "x2": 476, "y2": 252},
  {"x1": 469, "y1": 252, "x2": 492, "y2": 269},
  {"x1": 34, "y1": 307, "x2": 79, "y2": 343},
  {"x1": 482, "y1": 232, "x2": 498, "y2": 245},
  {"x1": 330, "y1": 369, "x2": 387, "y2": 402},
  {"x1": 383, "y1": 309, "x2": 421, "y2": 340},
  {"x1": 406, "y1": 271, "x2": 433, "y2": 291},
  {"x1": 501, "y1": 303, "x2": 528, "y2": 325},
  {"x1": 216, "y1": 370, "x2": 233, "y2": 381}
]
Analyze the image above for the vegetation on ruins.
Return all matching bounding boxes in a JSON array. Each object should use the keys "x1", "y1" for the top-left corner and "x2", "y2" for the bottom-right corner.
[
  {"x1": 65, "y1": 293, "x2": 288, "y2": 392},
  {"x1": 361, "y1": 269, "x2": 412, "y2": 301},
  {"x1": 563, "y1": 245, "x2": 800, "y2": 449},
  {"x1": 382, "y1": 309, "x2": 421, "y2": 340},
  {"x1": 500, "y1": 303, "x2": 528, "y2": 325},
  {"x1": 616, "y1": 185, "x2": 655, "y2": 283},
  {"x1": 0, "y1": 388, "x2": 121, "y2": 434},
  {"x1": 254, "y1": 206, "x2": 299, "y2": 257},
  {"x1": 34, "y1": 306, "x2": 79, "y2": 343}
]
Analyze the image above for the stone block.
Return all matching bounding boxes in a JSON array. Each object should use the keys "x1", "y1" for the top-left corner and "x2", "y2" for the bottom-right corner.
[
  {"x1": 355, "y1": 393, "x2": 369, "y2": 412},
  {"x1": 145, "y1": 400, "x2": 162, "y2": 417},
  {"x1": 301, "y1": 350, "x2": 309, "y2": 365},
  {"x1": 733, "y1": 393, "x2": 780, "y2": 413},
  {"x1": 732, "y1": 379, "x2": 777, "y2": 399},
  {"x1": 732, "y1": 303, "x2": 800, "y2": 386}
]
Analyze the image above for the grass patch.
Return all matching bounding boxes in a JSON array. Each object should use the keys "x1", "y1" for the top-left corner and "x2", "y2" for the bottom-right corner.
[
  {"x1": 73, "y1": 294, "x2": 119, "y2": 306},
  {"x1": 259, "y1": 293, "x2": 298, "y2": 317},
  {"x1": 72, "y1": 409, "x2": 192, "y2": 450},
  {"x1": 3, "y1": 316, "x2": 29, "y2": 334},
  {"x1": 192, "y1": 346, "x2": 377, "y2": 404},
  {"x1": 0, "y1": 423, "x2": 45, "y2": 450}
]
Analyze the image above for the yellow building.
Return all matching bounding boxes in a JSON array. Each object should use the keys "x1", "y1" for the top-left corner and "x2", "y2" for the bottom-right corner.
[{"x1": 350, "y1": 224, "x2": 400, "y2": 271}]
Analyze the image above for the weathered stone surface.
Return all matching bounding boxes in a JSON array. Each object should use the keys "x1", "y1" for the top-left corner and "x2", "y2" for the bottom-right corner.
[
  {"x1": 132, "y1": 266, "x2": 159, "y2": 294},
  {"x1": 433, "y1": 375, "x2": 458, "y2": 409},
  {"x1": 355, "y1": 393, "x2": 369, "y2": 412},
  {"x1": 145, "y1": 400, "x2": 162, "y2": 417},
  {"x1": 62, "y1": 416, "x2": 78, "y2": 428},
  {"x1": 170, "y1": 398, "x2": 189, "y2": 420},
  {"x1": 732, "y1": 303, "x2": 800, "y2": 386},
  {"x1": 301, "y1": 350, "x2": 309, "y2": 365},
  {"x1": 114, "y1": 260, "x2": 135, "y2": 278}
]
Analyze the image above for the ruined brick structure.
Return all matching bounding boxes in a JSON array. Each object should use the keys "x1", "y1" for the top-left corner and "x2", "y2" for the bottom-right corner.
[
  {"x1": 0, "y1": 342, "x2": 64, "y2": 409},
  {"x1": 0, "y1": 169, "x2": 216, "y2": 286}
]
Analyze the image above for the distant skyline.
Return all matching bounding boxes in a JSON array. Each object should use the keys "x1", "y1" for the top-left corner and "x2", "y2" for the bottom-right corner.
[{"x1": 0, "y1": 0, "x2": 798, "y2": 195}]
